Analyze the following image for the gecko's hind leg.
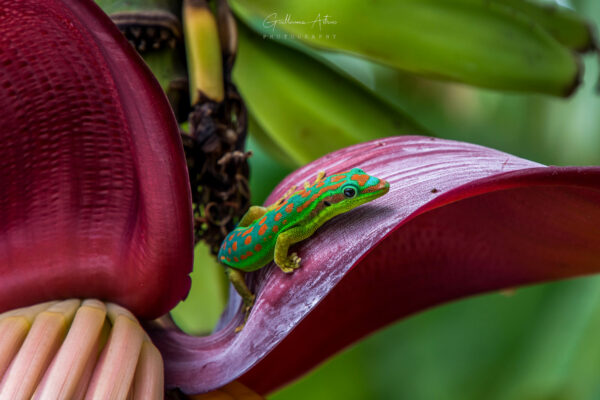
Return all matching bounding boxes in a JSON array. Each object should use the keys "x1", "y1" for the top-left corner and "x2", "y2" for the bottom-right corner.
[
  {"x1": 238, "y1": 205, "x2": 268, "y2": 227},
  {"x1": 226, "y1": 267, "x2": 256, "y2": 332}
]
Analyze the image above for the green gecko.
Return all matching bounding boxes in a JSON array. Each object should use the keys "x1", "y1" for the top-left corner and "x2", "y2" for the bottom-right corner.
[{"x1": 218, "y1": 168, "x2": 390, "y2": 331}]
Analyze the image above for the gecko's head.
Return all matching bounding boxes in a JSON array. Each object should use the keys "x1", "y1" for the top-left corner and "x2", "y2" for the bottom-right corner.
[
  {"x1": 312, "y1": 168, "x2": 389, "y2": 220},
  {"x1": 336, "y1": 167, "x2": 389, "y2": 207}
]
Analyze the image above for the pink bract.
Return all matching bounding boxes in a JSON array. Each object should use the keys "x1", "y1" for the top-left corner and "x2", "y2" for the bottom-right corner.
[
  {"x1": 0, "y1": 0, "x2": 193, "y2": 319},
  {"x1": 150, "y1": 136, "x2": 600, "y2": 395}
]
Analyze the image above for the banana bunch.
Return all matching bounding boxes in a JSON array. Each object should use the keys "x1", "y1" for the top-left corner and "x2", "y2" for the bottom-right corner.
[
  {"x1": 230, "y1": 0, "x2": 596, "y2": 96},
  {"x1": 234, "y1": 24, "x2": 425, "y2": 167}
]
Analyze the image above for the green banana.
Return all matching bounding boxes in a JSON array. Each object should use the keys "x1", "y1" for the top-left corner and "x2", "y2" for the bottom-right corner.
[
  {"x1": 247, "y1": 113, "x2": 298, "y2": 169},
  {"x1": 494, "y1": 0, "x2": 596, "y2": 52},
  {"x1": 230, "y1": 0, "x2": 582, "y2": 96},
  {"x1": 234, "y1": 24, "x2": 426, "y2": 167}
]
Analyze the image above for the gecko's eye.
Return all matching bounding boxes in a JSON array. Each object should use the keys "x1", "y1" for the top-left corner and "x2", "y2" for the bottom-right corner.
[{"x1": 343, "y1": 187, "x2": 357, "y2": 198}]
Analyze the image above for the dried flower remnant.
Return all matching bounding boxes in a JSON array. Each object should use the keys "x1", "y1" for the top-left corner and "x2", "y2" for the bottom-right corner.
[
  {"x1": 184, "y1": 86, "x2": 251, "y2": 254},
  {"x1": 182, "y1": 0, "x2": 251, "y2": 253}
]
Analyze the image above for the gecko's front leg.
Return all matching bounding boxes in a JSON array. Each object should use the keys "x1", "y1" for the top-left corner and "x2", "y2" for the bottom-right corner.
[
  {"x1": 225, "y1": 267, "x2": 256, "y2": 332},
  {"x1": 274, "y1": 226, "x2": 315, "y2": 273}
]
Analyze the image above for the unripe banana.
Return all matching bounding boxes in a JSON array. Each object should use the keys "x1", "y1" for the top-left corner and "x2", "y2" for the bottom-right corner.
[
  {"x1": 231, "y1": 0, "x2": 582, "y2": 96},
  {"x1": 234, "y1": 24, "x2": 425, "y2": 167},
  {"x1": 494, "y1": 0, "x2": 596, "y2": 52}
]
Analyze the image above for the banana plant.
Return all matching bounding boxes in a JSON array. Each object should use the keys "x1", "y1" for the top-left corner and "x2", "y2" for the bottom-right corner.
[{"x1": 2, "y1": 0, "x2": 599, "y2": 399}]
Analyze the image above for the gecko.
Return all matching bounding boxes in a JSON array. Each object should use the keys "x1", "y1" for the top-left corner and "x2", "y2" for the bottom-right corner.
[{"x1": 218, "y1": 168, "x2": 390, "y2": 331}]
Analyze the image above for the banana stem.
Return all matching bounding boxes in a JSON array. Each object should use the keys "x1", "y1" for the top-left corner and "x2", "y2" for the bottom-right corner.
[{"x1": 183, "y1": 0, "x2": 225, "y2": 104}]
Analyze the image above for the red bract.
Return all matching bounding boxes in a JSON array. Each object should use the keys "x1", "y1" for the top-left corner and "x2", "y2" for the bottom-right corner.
[
  {"x1": 0, "y1": 0, "x2": 193, "y2": 318},
  {"x1": 150, "y1": 136, "x2": 600, "y2": 395}
]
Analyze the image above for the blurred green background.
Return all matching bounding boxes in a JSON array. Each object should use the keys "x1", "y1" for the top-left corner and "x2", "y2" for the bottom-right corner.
[{"x1": 155, "y1": 0, "x2": 600, "y2": 398}]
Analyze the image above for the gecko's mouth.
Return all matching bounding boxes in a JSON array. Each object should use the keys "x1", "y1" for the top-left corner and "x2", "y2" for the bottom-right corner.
[
  {"x1": 363, "y1": 179, "x2": 390, "y2": 195},
  {"x1": 377, "y1": 179, "x2": 390, "y2": 192}
]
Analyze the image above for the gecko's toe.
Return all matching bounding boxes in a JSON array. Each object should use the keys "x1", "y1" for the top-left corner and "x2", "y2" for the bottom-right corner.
[{"x1": 288, "y1": 253, "x2": 302, "y2": 269}]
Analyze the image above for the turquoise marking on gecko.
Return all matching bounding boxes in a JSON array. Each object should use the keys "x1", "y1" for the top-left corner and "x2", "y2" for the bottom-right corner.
[{"x1": 217, "y1": 168, "x2": 389, "y2": 331}]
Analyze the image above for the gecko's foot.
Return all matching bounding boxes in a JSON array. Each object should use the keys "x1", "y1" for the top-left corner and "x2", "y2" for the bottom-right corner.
[{"x1": 278, "y1": 252, "x2": 301, "y2": 274}]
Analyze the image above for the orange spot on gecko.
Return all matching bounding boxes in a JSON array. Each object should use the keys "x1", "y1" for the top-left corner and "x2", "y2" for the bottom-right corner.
[
  {"x1": 246, "y1": 251, "x2": 253, "y2": 257},
  {"x1": 301, "y1": 190, "x2": 311, "y2": 198},
  {"x1": 316, "y1": 181, "x2": 325, "y2": 188},
  {"x1": 272, "y1": 225, "x2": 279, "y2": 233},
  {"x1": 258, "y1": 224, "x2": 268, "y2": 236},
  {"x1": 242, "y1": 227, "x2": 254, "y2": 237},
  {"x1": 330, "y1": 175, "x2": 345, "y2": 182},
  {"x1": 254, "y1": 244, "x2": 262, "y2": 252},
  {"x1": 244, "y1": 236, "x2": 252, "y2": 245},
  {"x1": 228, "y1": 248, "x2": 231, "y2": 255},
  {"x1": 241, "y1": 254, "x2": 247, "y2": 260},
  {"x1": 275, "y1": 212, "x2": 282, "y2": 221},
  {"x1": 259, "y1": 216, "x2": 267, "y2": 225},
  {"x1": 268, "y1": 235, "x2": 273, "y2": 239},
  {"x1": 285, "y1": 203, "x2": 294, "y2": 213},
  {"x1": 234, "y1": 257, "x2": 239, "y2": 262},
  {"x1": 220, "y1": 256, "x2": 225, "y2": 261},
  {"x1": 232, "y1": 241, "x2": 238, "y2": 251},
  {"x1": 351, "y1": 174, "x2": 369, "y2": 186},
  {"x1": 228, "y1": 235, "x2": 234, "y2": 242},
  {"x1": 283, "y1": 219, "x2": 288, "y2": 224},
  {"x1": 236, "y1": 231, "x2": 242, "y2": 237},
  {"x1": 296, "y1": 201, "x2": 307, "y2": 213}
]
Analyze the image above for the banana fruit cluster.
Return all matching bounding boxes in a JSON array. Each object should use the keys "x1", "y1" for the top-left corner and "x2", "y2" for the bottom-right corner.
[
  {"x1": 231, "y1": 0, "x2": 595, "y2": 96},
  {"x1": 234, "y1": 24, "x2": 425, "y2": 166},
  {"x1": 226, "y1": 0, "x2": 596, "y2": 166}
]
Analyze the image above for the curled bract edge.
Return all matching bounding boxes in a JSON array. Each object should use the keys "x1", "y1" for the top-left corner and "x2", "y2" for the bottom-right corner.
[{"x1": 149, "y1": 136, "x2": 600, "y2": 394}]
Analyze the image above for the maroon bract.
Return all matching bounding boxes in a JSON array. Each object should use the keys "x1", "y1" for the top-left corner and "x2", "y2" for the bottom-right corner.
[
  {"x1": 0, "y1": 0, "x2": 193, "y2": 319},
  {"x1": 150, "y1": 136, "x2": 600, "y2": 394}
]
